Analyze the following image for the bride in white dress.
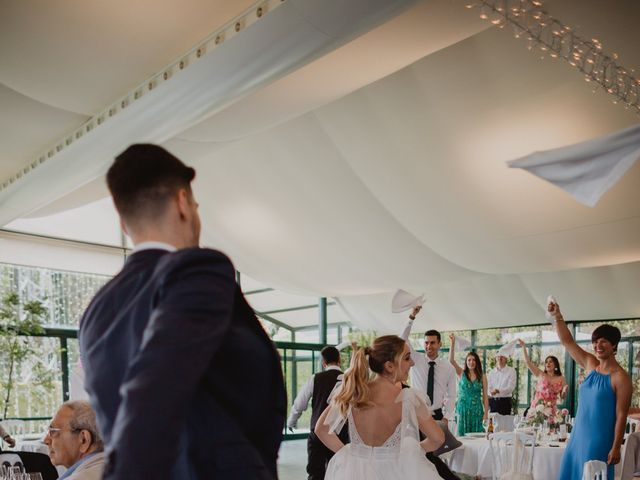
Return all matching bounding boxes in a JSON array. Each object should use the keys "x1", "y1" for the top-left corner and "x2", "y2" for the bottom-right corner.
[{"x1": 315, "y1": 335, "x2": 445, "y2": 480}]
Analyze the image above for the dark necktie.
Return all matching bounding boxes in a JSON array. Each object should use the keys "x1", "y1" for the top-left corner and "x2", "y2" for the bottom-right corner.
[{"x1": 427, "y1": 361, "x2": 436, "y2": 404}]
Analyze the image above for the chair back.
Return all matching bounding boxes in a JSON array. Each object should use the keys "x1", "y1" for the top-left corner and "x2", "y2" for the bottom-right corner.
[
  {"x1": 493, "y1": 414, "x2": 516, "y2": 432},
  {"x1": 621, "y1": 432, "x2": 640, "y2": 479},
  {"x1": 582, "y1": 459, "x2": 607, "y2": 480},
  {"x1": 627, "y1": 417, "x2": 640, "y2": 436},
  {"x1": 489, "y1": 432, "x2": 535, "y2": 480}
]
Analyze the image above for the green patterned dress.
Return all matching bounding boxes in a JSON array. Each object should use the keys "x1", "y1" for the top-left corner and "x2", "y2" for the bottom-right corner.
[{"x1": 455, "y1": 373, "x2": 484, "y2": 436}]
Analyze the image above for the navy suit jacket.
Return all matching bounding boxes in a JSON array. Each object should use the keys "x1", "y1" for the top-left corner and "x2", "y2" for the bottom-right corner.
[{"x1": 79, "y1": 248, "x2": 286, "y2": 479}]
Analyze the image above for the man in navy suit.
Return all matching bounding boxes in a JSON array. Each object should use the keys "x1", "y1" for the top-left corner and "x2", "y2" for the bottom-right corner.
[{"x1": 79, "y1": 144, "x2": 286, "y2": 479}]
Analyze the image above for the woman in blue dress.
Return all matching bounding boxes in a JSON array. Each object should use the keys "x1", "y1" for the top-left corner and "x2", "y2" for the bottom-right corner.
[{"x1": 551, "y1": 301, "x2": 632, "y2": 480}]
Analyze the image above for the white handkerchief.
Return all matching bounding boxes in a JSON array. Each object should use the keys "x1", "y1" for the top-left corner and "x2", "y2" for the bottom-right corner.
[
  {"x1": 545, "y1": 294, "x2": 557, "y2": 325},
  {"x1": 545, "y1": 294, "x2": 556, "y2": 317},
  {"x1": 454, "y1": 336, "x2": 471, "y2": 351},
  {"x1": 507, "y1": 123, "x2": 640, "y2": 207},
  {"x1": 391, "y1": 289, "x2": 425, "y2": 313},
  {"x1": 497, "y1": 339, "x2": 518, "y2": 358}
]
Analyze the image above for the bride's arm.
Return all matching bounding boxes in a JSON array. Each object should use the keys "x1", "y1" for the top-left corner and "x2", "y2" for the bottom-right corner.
[
  {"x1": 315, "y1": 404, "x2": 346, "y2": 453},
  {"x1": 417, "y1": 410, "x2": 445, "y2": 452}
]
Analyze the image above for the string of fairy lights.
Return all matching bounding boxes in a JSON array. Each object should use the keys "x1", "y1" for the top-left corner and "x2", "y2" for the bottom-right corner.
[{"x1": 464, "y1": 0, "x2": 640, "y2": 116}]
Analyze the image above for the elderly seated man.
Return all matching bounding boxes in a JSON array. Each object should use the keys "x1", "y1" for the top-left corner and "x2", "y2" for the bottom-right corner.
[{"x1": 44, "y1": 401, "x2": 104, "y2": 480}]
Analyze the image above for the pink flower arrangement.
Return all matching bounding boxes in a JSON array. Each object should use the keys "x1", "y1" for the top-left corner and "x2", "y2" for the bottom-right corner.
[{"x1": 526, "y1": 399, "x2": 568, "y2": 428}]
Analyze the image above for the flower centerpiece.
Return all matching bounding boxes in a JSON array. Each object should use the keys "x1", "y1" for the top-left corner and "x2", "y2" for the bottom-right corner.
[{"x1": 526, "y1": 399, "x2": 569, "y2": 432}]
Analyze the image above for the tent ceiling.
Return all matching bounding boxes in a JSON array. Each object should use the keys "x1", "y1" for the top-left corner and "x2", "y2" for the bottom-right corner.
[{"x1": 1, "y1": 0, "x2": 639, "y2": 333}]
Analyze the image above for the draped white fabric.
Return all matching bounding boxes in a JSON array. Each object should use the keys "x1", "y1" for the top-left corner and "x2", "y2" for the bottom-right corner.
[{"x1": 1, "y1": 0, "x2": 639, "y2": 331}]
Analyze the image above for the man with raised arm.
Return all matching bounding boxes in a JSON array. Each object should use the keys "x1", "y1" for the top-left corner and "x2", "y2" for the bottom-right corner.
[{"x1": 401, "y1": 306, "x2": 460, "y2": 480}]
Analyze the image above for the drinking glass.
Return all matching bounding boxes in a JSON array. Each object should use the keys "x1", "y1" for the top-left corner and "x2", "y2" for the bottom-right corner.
[
  {"x1": 513, "y1": 415, "x2": 521, "y2": 430},
  {"x1": 28, "y1": 474, "x2": 43, "y2": 480},
  {"x1": 482, "y1": 418, "x2": 490, "y2": 435}
]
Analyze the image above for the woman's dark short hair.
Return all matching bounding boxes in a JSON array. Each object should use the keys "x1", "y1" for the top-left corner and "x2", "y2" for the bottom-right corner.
[
  {"x1": 321, "y1": 346, "x2": 340, "y2": 365},
  {"x1": 592, "y1": 324, "x2": 621, "y2": 351},
  {"x1": 107, "y1": 144, "x2": 195, "y2": 221}
]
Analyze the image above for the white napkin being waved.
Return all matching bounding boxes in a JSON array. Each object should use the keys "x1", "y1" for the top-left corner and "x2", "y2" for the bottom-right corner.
[
  {"x1": 391, "y1": 289, "x2": 425, "y2": 313},
  {"x1": 507, "y1": 123, "x2": 640, "y2": 207},
  {"x1": 546, "y1": 294, "x2": 558, "y2": 326},
  {"x1": 497, "y1": 339, "x2": 519, "y2": 358},
  {"x1": 454, "y1": 336, "x2": 472, "y2": 351}
]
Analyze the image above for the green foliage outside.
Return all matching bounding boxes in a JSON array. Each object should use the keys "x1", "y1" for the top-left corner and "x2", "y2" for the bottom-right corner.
[{"x1": 0, "y1": 292, "x2": 56, "y2": 419}]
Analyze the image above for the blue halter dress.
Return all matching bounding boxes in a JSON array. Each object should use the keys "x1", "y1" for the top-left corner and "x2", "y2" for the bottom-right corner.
[{"x1": 558, "y1": 369, "x2": 617, "y2": 480}]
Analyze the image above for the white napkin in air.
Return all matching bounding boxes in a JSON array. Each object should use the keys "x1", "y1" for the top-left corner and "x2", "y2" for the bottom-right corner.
[
  {"x1": 546, "y1": 294, "x2": 557, "y2": 325},
  {"x1": 497, "y1": 339, "x2": 519, "y2": 358},
  {"x1": 391, "y1": 289, "x2": 425, "y2": 313},
  {"x1": 454, "y1": 336, "x2": 472, "y2": 351},
  {"x1": 508, "y1": 123, "x2": 640, "y2": 207}
]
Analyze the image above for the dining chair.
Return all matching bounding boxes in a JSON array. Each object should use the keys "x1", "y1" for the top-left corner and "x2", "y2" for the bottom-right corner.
[
  {"x1": 628, "y1": 418, "x2": 640, "y2": 436},
  {"x1": 621, "y1": 431, "x2": 640, "y2": 479},
  {"x1": 488, "y1": 431, "x2": 535, "y2": 480},
  {"x1": 492, "y1": 414, "x2": 516, "y2": 433},
  {"x1": 582, "y1": 459, "x2": 607, "y2": 480}
]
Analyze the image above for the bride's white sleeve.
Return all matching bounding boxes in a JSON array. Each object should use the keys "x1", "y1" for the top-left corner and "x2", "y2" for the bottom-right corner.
[
  {"x1": 396, "y1": 387, "x2": 433, "y2": 441},
  {"x1": 323, "y1": 378, "x2": 348, "y2": 434}
]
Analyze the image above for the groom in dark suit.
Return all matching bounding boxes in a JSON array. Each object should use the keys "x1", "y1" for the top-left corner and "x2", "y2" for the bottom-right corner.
[{"x1": 79, "y1": 144, "x2": 286, "y2": 479}]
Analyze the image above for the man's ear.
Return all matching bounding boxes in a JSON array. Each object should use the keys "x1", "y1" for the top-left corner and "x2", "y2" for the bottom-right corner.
[
  {"x1": 175, "y1": 188, "x2": 191, "y2": 219},
  {"x1": 78, "y1": 429, "x2": 93, "y2": 454}
]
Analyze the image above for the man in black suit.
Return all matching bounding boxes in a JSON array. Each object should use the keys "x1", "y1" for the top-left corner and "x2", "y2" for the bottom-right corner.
[
  {"x1": 286, "y1": 346, "x2": 348, "y2": 480},
  {"x1": 78, "y1": 144, "x2": 286, "y2": 480}
]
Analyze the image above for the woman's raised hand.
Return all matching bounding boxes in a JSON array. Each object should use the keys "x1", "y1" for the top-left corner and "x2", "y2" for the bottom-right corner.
[
  {"x1": 548, "y1": 301, "x2": 562, "y2": 319},
  {"x1": 518, "y1": 339, "x2": 526, "y2": 347},
  {"x1": 409, "y1": 305, "x2": 422, "y2": 320}
]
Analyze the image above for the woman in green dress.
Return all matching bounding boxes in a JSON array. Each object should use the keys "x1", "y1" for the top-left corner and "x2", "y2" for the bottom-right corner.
[{"x1": 449, "y1": 334, "x2": 489, "y2": 436}]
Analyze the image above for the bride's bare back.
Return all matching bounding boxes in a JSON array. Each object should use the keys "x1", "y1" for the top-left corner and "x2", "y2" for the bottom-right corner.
[{"x1": 351, "y1": 381, "x2": 403, "y2": 447}]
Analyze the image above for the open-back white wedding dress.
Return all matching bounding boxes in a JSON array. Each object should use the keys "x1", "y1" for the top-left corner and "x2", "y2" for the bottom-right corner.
[{"x1": 324, "y1": 388, "x2": 443, "y2": 480}]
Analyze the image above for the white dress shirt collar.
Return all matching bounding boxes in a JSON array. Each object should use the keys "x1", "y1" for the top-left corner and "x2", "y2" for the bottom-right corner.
[
  {"x1": 132, "y1": 241, "x2": 177, "y2": 254},
  {"x1": 325, "y1": 365, "x2": 342, "y2": 372}
]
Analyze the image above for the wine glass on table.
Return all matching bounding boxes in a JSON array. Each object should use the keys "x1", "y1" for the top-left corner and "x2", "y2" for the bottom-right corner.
[{"x1": 482, "y1": 418, "x2": 490, "y2": 438}]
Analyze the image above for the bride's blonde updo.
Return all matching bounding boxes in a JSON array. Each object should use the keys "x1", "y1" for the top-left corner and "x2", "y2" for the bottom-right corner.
[{"x1": 333, "y1": 335, "x2": 406, "y2": 415}]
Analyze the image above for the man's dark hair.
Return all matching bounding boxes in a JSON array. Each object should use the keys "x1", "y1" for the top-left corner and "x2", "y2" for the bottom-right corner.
[
  {"x1": 107, "y1": 144, "x2": 195, "y2": 222},
  {"x1": 321, "y1": 346, "x2": 340, "y2": 365},
  {"x1": 592, "y1": 324, "x2": 621, "y2": 351},
  {"x1": 424, "y1": 329, "x2": 441, "y2": 343}
]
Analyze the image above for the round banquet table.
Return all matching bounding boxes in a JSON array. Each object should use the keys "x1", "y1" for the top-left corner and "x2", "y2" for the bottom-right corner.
[{"x1": 448, "y1": 436, "x2": 623, "y2": 479}]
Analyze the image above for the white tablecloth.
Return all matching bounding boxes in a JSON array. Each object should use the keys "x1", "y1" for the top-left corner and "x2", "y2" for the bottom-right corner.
[
  {"x1": 449, "y1": 437, "x2": 623, "y2": 480},
  {"x1": 15, "y1": 439, "x2": 48, "y2": 455}
]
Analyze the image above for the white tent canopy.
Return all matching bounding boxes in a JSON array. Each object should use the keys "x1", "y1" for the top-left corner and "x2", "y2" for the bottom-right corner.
[{"x1": 1, "y1": 0, "x2": 639, "y2": 332}]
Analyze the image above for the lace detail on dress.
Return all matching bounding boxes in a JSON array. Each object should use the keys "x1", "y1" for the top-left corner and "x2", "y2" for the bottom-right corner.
[{"x1": 347, "y1": 411, "x2": 402, "y2": 448}]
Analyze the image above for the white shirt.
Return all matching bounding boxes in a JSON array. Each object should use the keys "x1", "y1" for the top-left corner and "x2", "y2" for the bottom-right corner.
[
  {"x1": 131, "y1": 241, "x2": 177, "y2": 253},
  {"x1": 487, "y1": 365, "x2": 516, "y2": 398},
  {"x1": 401, "y1": 320, "x2": 457, "y2": 421},
  {"x1": 286, "y1": 365, "x2": 342, "y2": 429}
]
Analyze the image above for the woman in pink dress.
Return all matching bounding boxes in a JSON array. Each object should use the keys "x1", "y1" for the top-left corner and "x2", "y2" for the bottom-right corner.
[{"x1": 519, "y1": 339, "x2": 567, "y2": 416}]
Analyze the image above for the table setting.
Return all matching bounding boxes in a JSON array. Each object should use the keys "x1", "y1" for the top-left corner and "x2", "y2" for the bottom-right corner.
[{"x1": 446, "y1": 414, "x2": 624, "y2": 480}]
